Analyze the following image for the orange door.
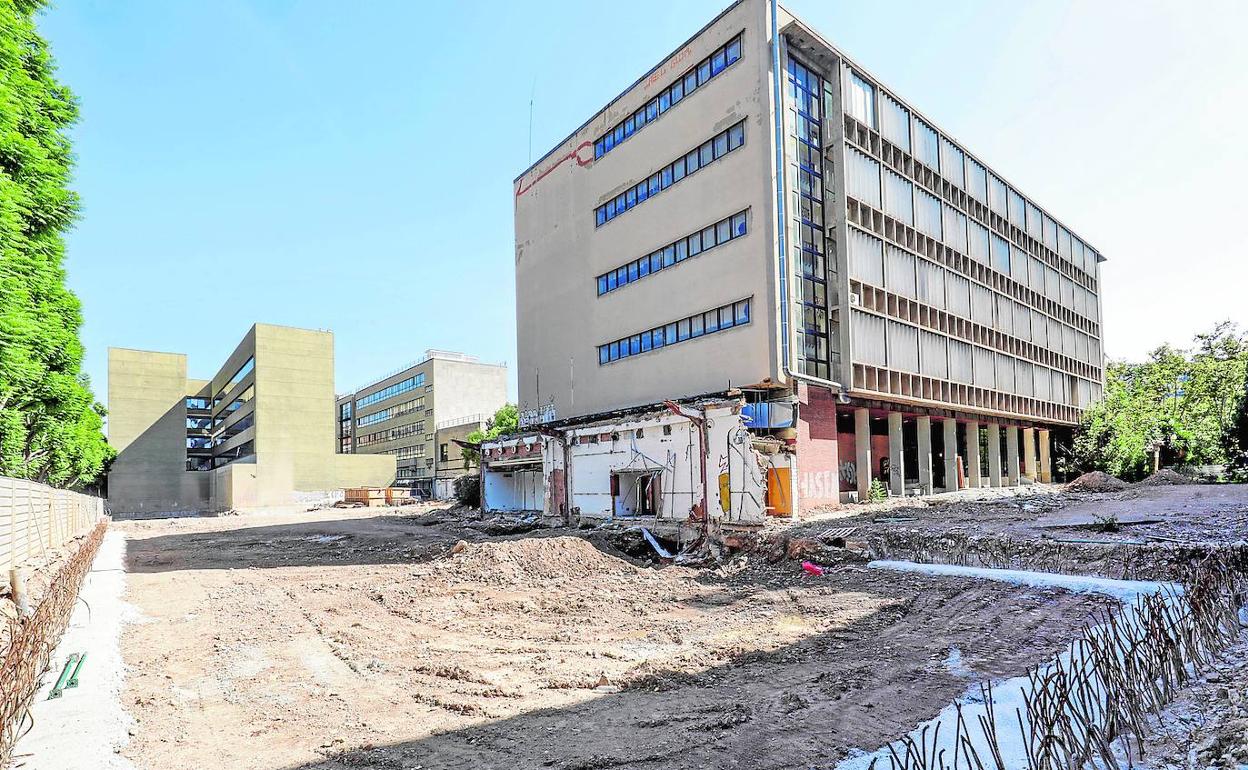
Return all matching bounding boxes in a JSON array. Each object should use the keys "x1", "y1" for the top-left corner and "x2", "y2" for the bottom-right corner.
[{"x1": 766, "y1": 467, "x2": 792, "y2": 517}]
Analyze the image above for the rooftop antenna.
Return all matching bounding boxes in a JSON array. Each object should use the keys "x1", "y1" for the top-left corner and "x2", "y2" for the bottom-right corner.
[{"x1": 528, "y1": 76, "x2": 537, "y2": 165}]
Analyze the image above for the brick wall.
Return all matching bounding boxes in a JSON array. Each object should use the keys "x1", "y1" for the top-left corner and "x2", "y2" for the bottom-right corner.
[{"x1": 795, "y1": 383, "x2": 840, "y2": 510}]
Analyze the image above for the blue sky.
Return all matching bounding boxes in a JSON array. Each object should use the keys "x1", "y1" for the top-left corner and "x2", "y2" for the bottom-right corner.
[{"x1": 40, "y1": 0, "x2": 1247, "y2": 406}]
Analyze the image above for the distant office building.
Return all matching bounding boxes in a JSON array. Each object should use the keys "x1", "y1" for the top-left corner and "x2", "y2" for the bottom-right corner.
[
  {"x1": 336, "y1": 351, "x2": 507, "y2": 498},
  {"x1": 107, "y1": 324, "x2": 394, "y2": 515},
  {"x1": 433, "y1": 414, "x2": 489, "y2": 499},
  {"x1": 507, "y1": 0, "x2": 1105, "y2": 516}
]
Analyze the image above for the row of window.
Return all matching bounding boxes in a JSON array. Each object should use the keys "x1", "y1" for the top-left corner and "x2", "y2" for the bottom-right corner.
[
  {"x1": 596, "y1": 210, "x2": 749, "y2": 296},
  {"x1": 356, "y1": 396, "x2": 425, "y2": 427},
  {"x1": 219, "y1": 385, "x2": 254, "y2": 421},
  {"x1": 339, "y1": 402, "x2": 353, "y2": 419},
  {"x1": 215, "y1": 413, "x2": 255, "y2": 446},
  {"x1": 844, "y1": 67, "x2": 1100, "y2": 279},
  {"x1": 214, "y1": 357, "x2": 254, "y2": 407},
  {"x1": 357, "y1": 421, "x2": 428, "y2": 448},
  {"x1": 356, "y1": 372, "x2": 426, "y2": 410},
  {"x1": 595, "y1": 120, "x2": 745, "y2": 227},
  {"x1": 849, "y1": 228, "x2": 1103, "y2": 369},
  {"x1": 598, "y1": 299, "x2": 752, "y2": 365},
  {"x1": 847, "y1": 147, "x2": 1100, "y2": 324},
  {"x1": 594, "y1": 34, "x2": 742, "y2": 161},
  {"x1": 213, "y1": 440, "x2": 255, "y2": 469},
  {"x1": 851, "y1": 310, "x2": 1100, "y2": 408},
  {"x1": 186, "y1": 417, "x2": 212, "y2": 431},
  {"x1": 186, "y1": 397, "x2": 210, "y2": 411}
]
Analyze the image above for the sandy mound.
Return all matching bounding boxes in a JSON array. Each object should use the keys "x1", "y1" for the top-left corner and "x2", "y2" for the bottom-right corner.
[
  {"x1": 1135, "y1": 469, "x2": 1195, "y2": 486},
  {"x1": 1064, "y1": 471, "x2": 1129, "y2": 493},
  {"x1": 435, "y1": 536, "x2": 643, "y2": 586}
]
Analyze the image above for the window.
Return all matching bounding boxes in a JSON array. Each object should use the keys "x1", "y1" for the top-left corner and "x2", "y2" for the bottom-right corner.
[
  {"x1": 339, "y1": 402, "x2": 353, "y2": 419},
  {"x1": 216, "y1": 357, "x2": 254, "y2": 401},
  {"x1": 879, "y1": 92, "x2": 910, "y2": 152},
  {"x1": 846, "y1": 71, "x2": 876, "y2": 128},
  {"x1": 439, "y1": 443, "x2": 449, "y2": 462},
  {"x1": 598, "y1": 299, "x2": 752, "y2": 365},
  {"x1": 186, "y1": 397, "x2": 209, "y2": 410},
  {"x1": 356, "y1": 373, "x2": 426, "y2": 409},
  {"x1": 593, "y1": 34, "x2": 744, "y2": 160},
  {"x1": 846, "y1": 148, "x2": 881, "y2": 208},
  {"x1": 883, "y1": 170, "x2": 913, "y2": 224},
  {"x1": 213, "y1": 440, "x2": 254, "y2": 468},
  {"x1": 186, "y1": 417, "x2": 212, "y2": 430},
  {"x1": 912, "y1": 118, "x2": 939, "y2": 170},
  {"x1": 595, "y1": 120, "x2": 746, "y2": 226}
]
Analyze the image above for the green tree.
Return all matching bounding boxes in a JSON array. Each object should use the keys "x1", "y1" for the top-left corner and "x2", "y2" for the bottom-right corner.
[
  {"x1": 1071, "y1": 322, "x2": 1248, "y2": 481},
  {"x1": 0, "y1": 0, "x2": 113, "y2": 487},
  {"x1": 462, "y1": 404, "x2": 519, "y2": 467}
]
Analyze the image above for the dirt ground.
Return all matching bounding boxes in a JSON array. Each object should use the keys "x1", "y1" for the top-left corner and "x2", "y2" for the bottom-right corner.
[
  {"x1": 794, "y1": 482, "x2": 1248, "y2": 546},
  {"x1": 114, "y1": 504, "x2": 1115, "y2": 770}
]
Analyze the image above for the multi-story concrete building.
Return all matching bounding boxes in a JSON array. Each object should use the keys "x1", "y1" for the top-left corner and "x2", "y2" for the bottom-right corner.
[
  {"x1": 509, "y1": 0, "x2": 1105, "y2": 512},
  {"x1": 107, "y1": 323, "x2": 394, "y2": 515},
  {"x1": 336, "y1": 351, "x2": 506, "y2": 498}
]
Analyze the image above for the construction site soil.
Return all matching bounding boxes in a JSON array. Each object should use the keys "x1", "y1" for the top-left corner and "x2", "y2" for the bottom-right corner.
[{"x1": 114, "y1": 504, "x2": 1117, "y2": 770}]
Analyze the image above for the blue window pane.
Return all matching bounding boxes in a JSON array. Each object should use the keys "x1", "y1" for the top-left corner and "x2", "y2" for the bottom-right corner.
[
  {"x1": 637, "y1": 184, "x2": 648, "y2": 203},
  {"x1": 736, "y1": 300, "x2": 750, "y2": 325},
  {"x1": 650, "y1": 253, "x2": 662, "y2": 273},
  {"x1": 728, "y1": 122, "x2": 744, "y2": 149},
  {"x1": 705, "y1": 311, "x2": 719, "y2": 334},
  {"x1": 686, "y1": 151, "x2": 700, "y2": 174},
  {"x1": 634, "y1": 108, "x2": 646, "y2": 129},
  {"x1": 665, "y1": 323, "x2": 677, "y2": 342},
  {"x1": 713, "y1": 133, "x2": 728, "y2": 158},
  {"x1": 649, "y1": 174, "x2": 660, "y2": 196},
  {"x1": 604, "y1": 133, "x2": 614, "y2": 151},
  {"x1": 630, "y1": 336, "x2": 641, "y2": 355},
  {"x1": 661, "y1": 167, "x2": 673, "y2": 188},
  {"x1": 691, "y1": 314, "x2": 704, "y2": 337},
  {"x1": 596, "y1": 208, "x2": 606, "y2": 227},
  {"x1": 675, "y1": 240, "x2": 687, "y2": 261},
  {"x1": 613, "y1": 126, "x2": 624, "y2": 144},
  {"x1": 699, "y1": 142, "x2": 713, "y2": 166},
  {"x1": 609, "y1": 341, "x2": 619, "y2": 360},
  {"x1": 628, "y1": 262, "x2": 639, "y2": 282},
  {"x1": 597, "y1": 276, "x2": 608, "y2": 295},
  {"x1": 638, "y1": 258, "x2": 650, "y2": 278},
  {"x1": 607, "y1": 272, "x2": 618, "y2": 290},
  {"x1": 625, "y1": 189, "x2": 636, "y2": 208},
  {"x1": 671, "y1": 80, "x2": 684, "y2": 103},
  {"x1": 684, "y1": 72, "x2": 697, "y2": 94},
  {"x1": 659, "y1": 92, "x2": 670, "y2": 112},
  {"x1": 616, "y1": 193, "x2": 625, "y2": 211},
  {"x1": 652, "y1": 330, "x2": 664, "y2": 349},
  {"x1": 641, "y1": 333, "x2": 652, "y2": 352},
  {"x1": 716, "y1": 219, "x2": 731, "y2": 243},
  {"x1": 663, "y1": 245, "x2": 676, "y2": 267},
  {"x1": 599, "y1": 346, "x2": 609, "y2": 364},
  {"x1": 726, "y1": 38, "x2": 741, "y2": 64},
  {"x1": 688, "y1": 231, "x2": 702, "y2": 256},
  {"x1": 605, "y1": 200, "x2": 616, "y2": 217},
  {"x1": 673, "y1": 157, "x2": 686, "y2": 181},
  {"x1": 697, "y1": 61, "x2": 711, "y2": 85},
  {"x1": 732, "y1": 212, "x2": 747, "y2": 236},
  {"x1": 595, "y1": 140, "x2": 605, "y2": 158},
  {"x1": 624, "y1": 117, "x2": 635, "y2": 137},
  {"x1": 677, "y1": 319, "x2": 690, "y2": 341},
  {"x1": 711, "y1": 50, "x2": 725, "y2": 75},
  {"x1": 646, "y1": 100, "x2": 658, "y2": 121}
]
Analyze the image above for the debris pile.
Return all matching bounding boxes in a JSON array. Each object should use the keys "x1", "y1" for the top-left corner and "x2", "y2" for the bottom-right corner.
[
  {"x1": 437, "y1": 536, "x2": 643, "y2": 586},
  {"x1": 1136, "y1": 468, "x2": 1196, "y2": 487},
  {"x1": 1064, "y1": 471, "x2": 1129, "y2": 493}
]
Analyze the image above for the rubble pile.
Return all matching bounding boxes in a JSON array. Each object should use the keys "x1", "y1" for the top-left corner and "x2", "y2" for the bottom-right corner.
[
  {"x1": 1064, "y1": 470, "x2": 1129, "y2": 493},
  {"x1": 1135, "y1": 468, "x2": 1196, "y2": 486}
]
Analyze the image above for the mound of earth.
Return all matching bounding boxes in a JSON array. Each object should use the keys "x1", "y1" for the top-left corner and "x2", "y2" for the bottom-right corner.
[
  {"x1": 1064, "y1": 471, "x2": 1128, "y2": 493},
  {"x1": 1135, "y1": 468, "x2": 1195, "y2": 486},
  {"x1": 434, "y1": 535, "x2": 644, "y2": 586}
]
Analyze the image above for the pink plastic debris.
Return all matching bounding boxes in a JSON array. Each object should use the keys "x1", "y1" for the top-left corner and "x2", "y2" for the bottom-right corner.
[{"x1": 801, "y1": 561, "x2": 825, "y2": 577}]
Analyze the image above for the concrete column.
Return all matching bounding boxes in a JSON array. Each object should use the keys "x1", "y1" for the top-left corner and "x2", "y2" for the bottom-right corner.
[
  {"x1": 966, "y1": 420, "x2": 981, "y2": 488},
  {"x1": 1005, "y1": 425, "x2": 1021, "y2": 486},
  {"x1": 942, "y1": 418, "x2": 958, "y2": 492},
  {"x1": 987, "y1": 422, "x2": 1003, "y2": 487},
  {"x1": 916, "y1": 416, "x2": 933, "y2": 495},
  {"x1": 1038, "y1": 429, "x2": 1052, "y2": 483},
  {"x1": 854, "y1": 408, "x2": 872, "y2": 501},
  {"x1": 887, "y1": 412, "x2": 905, "y2": 497},
  {"x1": 1022, "y1": 427, "x2": 1037, "y2": 480}
]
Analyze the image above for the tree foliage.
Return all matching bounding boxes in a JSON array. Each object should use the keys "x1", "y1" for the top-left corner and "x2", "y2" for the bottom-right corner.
[
  {"x1": 1071, "y1": 322, "x2": 1248, "y2": 481},
  {"x1": 462, "y1": 404, "x2": 519, "y2": 467},
  {"x1": 0, "y1": 0, "x2": 112, "y2": 487}
]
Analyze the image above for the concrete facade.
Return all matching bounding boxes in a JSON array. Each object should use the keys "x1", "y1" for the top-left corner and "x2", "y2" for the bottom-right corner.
[
  {"x1": 108, "y1": 324, "x2": 394, "y2": 515},
  {"x1": 506, "y1": 0, "x2": 1106, "y2": 511},
  {"x1": 336, "y1": 351, "x2": 506, "y2": 497}
]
